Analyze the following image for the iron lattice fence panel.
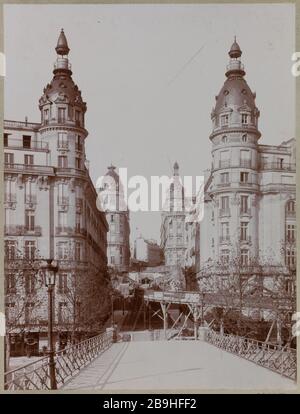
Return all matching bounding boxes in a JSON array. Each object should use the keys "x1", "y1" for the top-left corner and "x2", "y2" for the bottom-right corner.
[
  {"x1": 4, "y1": 332, "x2": 113, "y2": 390},
  {"x1": 206, "y1": 329, "x2": 297, "y2": 381}
]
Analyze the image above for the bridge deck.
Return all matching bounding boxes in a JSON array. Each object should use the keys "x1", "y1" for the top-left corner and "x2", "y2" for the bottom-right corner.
[{"x1": 63, "y1": 339, "x2": 295, "y2": 391}]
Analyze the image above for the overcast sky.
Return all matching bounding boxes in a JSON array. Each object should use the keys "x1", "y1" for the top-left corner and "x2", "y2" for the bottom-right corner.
[{"x1": 4, "y1": 4, "x2": 295, "y2": 245}]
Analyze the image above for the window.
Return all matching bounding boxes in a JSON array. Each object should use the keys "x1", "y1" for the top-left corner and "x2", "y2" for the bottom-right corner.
[
  {"x1": 221, "y1": 196, "x2": 229, "y2": 211},
  {"x1": 58, "y1": 155, "x2": 68, "y2": 168},
  {"x1": 4, "y1": 133, "x2": 8, "y2": 147},
  {"x1": 25, "y1": 180, "x2": 35, "y2": 204},
  {"x1": 58, "y1": 132, "x2": 68, "y2": 149},
  {"x1": 58, "y1": 273, "x2": 68, "y2": 294},
  {"x1": 240, "y1": 196, "x2": 249, "y2": 214},
  {"x1": 75, "y1": 157, "x2": 81, "y2": 169},
  {"x1": 24, "y1": 155, "x2": 34, "y2": 165},
  {"x1": 58, "y1": 211, "x2": 67, "y2": 231},
  {"x1": 44, "y1": 109, "x2": 49, "y2": 124},
  {"x1": 221, "y1": 249, "x2": 230, "y2": 264},
  {"x1": 241, "y1": 249, "x2": 249, "y2": 266},
  {"x1": 220, "y1": 172, "x2": 229, "y2": 184},
  {"x1": 75, "y1": 212, "x2": 81, "y2": 232},
  {"x1": 57, "y1": 242, "x2": 69, "y2": 260},
  {"x1": 286, "y1": 224, "x2": 296, "y2": 242},
  {"x1": 277, "y1": 158, "x2": 284, "y2": 169},
  {"x1": 75, "y1": 110, "x2": 81, "y2": 126},
  {"x1": 58, "y1": 302, "x2": 68, "y2": 324},
  {"x1": 220, "y1": 150, "x2": 229, "y2": 167},
  {"x1": 240, "y1": 150, "x2": 251, "y2": 167},
  {"x1": 75, "y1": 242, "x2": 81, "y2": 261},
  {"x1": 25, "y1": 272, "x2": 35, "y2": 294},
  {"x1": 75, "y1": 135, "x2": 82, "y2": 151},
  {"x1": 221, "y1": 114, "x2": 229, "y2": 126},
  {"x1": 285, "y1": 248, "x2": 296, "y2": 268},
  {"x1": 221, "y1": 222, "x2": 229, "y2": 240},
  {"x1": 25, "y1": 241, "x2": 35, "y2": 260},
  {"x1": 5, "y1": 153, "x2": 14, "y2": 165},
  {"x1": 241, "y1": 114, "x2": 248, "y2": 125},
  {"x1": 242, "y1": 134, "x2": 247, "y2": 142},
  {"x1": 222, "y1": 135, "x2": 227, "y2": 143},
  {"x1": 58, "y1": 183, "x2": 68, "y2": 205},
  {"x1": 25, "y1": 210, "x2": 35, "y2": 231},
  {"x1": 5, "y1": 241, "x2": 16, "y2": 260},
  {"x1": 240, "y1": 222, "x2": 248, "y2": 241},
  {"x1": 25, "y1": 302, "x2": 34, "y2": 324},
  {"x1": 110, "y1": 215, "x2": 114, "y2": 222},
  {"x1": 6, "y1": 274, "x2": 16, "y2": 293},
  {"x1": 240, "y1": 172, "x2": 249, "y2": 183},
  {"x1": 23, "y1": 135, "x2": 31, "y2": 149},
  {"x1": 286, "y1": 200, "x2": 295, "y2": 213},
  {"x1": 58, "y1": 108, "x2": 66, "y2": 123},
  {"x1": 111, "y1": 256, "x2": 115, "y2": 264}
]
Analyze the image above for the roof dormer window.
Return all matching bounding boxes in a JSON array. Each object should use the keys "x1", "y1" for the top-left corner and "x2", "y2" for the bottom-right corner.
[
  {"x1": 221, "y1": 114, "x2": 229, "y2": 126},
  {"x1": 242, "y1": 114, "x2": 248, "y2": 125}
]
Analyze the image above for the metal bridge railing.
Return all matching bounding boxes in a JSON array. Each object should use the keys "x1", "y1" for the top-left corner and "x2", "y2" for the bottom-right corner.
[
  {"x1": 4, "y1": 331, "x2": 113, "y2": 390},
  {"x1": 206, "y1": 329, "x2": 297, "y2": 381}
]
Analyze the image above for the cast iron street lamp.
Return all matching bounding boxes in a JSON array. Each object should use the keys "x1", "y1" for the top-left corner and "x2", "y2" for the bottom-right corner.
[{"x1": 41, "y1": 259, "x2": 58, "y2": 390}]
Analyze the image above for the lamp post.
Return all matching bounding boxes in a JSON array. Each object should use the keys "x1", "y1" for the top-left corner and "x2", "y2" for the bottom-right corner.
[{"x1": 41, "y1": 259, "x2": 58, "y2": 390}]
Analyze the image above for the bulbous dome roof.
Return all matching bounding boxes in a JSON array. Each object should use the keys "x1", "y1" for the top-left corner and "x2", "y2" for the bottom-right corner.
[
  {"x1": 39, "y1": 72, "x2": 86, "y2": 110},
  {"x1": 39, "y1": 30, "x2": 86, "y2": 111},
  {"x1": 106, "y1": 165, "x2": 120, "y2": 183},
  {"x1": 214, "y1": 77, "x2": 256, "y2": 114}
]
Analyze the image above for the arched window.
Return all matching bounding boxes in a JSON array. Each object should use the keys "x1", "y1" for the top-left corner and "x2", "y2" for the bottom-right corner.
[
  {"x1": 286, "y1": 200, "x2": 295, "y2": 214},
  {"x1": 242, "y1": 134, "x2": 247, "y2": 143},
  {"x1": 222, "y1": 135, "x2": 227, "y2": 143}
]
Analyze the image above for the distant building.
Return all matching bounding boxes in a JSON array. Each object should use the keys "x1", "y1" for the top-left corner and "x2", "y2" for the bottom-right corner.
[
  {"x1": 4, "y1": 30, "x2": 109, "y2": 354},
  {"x1": 101, "y1": 165, "x2": 130, "y2": 273},
  {"x1": 160, "y1": 162, "x2": 187, "y2": 267},
  {"x1": 134, "y1": 237, "x2": 163, "y2": 267}
]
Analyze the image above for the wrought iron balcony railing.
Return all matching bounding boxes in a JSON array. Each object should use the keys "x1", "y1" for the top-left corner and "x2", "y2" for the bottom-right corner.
[
  {"x1": 4, "y1": 331, "x2": 113, "y2": 390},
  {"x1": 4, "y1": 138, "x2": 48, "y2": 150},
  {"x1": 206, "y1": 329, "x2": 296, "y2": 381}
]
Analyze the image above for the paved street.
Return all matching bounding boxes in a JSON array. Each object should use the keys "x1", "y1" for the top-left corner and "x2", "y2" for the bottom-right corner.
[{"x1": 63, "y1": 340, "x2": 296, "y2": 391}]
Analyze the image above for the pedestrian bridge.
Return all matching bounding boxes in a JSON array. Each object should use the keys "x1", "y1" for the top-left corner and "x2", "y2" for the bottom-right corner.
[
  {"x1": 5, "y1": 329, "x2": 296, "y2": 391},
  {"x1": 62, "y1": 338, "x2": 295, "y2": 391}
]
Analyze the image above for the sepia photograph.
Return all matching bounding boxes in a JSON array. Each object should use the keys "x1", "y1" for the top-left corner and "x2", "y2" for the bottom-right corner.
[{"x1": 1, "y1": 2, "x2": 298, "y2": 393}]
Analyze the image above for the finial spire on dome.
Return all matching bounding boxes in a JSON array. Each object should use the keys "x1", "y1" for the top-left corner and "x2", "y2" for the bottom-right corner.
[
  {"x1": 173, "y1": 161, "x2": 179, "y2": 175},
  {"x1": 229, "y1": 36, "x2": 242, "y2": 59},
  {"x1": 55, "y1": 28, "x2": 70, "y2": 56},
  {"x1": 108, "y1": 163, "x2": 116, "y2": 171}
]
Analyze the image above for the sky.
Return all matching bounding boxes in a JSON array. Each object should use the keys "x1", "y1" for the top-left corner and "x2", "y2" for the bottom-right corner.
[{"x1": 4, "y1": 4, "x2": 295, "y2": 245}]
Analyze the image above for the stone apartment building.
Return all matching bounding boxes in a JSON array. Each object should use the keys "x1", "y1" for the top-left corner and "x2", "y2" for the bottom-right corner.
[
  {"x1": 4, "y1": 30, "x2": 109, "y2": 355},
  {"x1": 100, "y1": 165, "x2": 130, "y2": 273},
  {"x1": 197, "y1": 39, "x2": 296, "y2": 292},
  {"x1": 160, "y1": 162, "x2": 187, "y2": 267}
]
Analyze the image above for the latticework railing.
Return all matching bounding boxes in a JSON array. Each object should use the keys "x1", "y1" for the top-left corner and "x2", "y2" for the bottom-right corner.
[
  {"x1": 206, "y1": 329, "x2": 297, "y2": 381},
  {"x1": 4, "y1": 331, "x2": 113, "y2": 390}
]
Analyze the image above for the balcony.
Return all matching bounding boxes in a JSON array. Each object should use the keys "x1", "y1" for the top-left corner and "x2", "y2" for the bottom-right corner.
[
  {"x1": 240, "y1": 236, "x2": 252, "y2": 244},
  {"x1": 4, "y1": 138, "x2": 48, "y2": 151},
  {"x1": 4, "y1": 194, "x2": 17, "y2": 203},
  {"x1": 219, "y1": 209, "x2": 230, "y2": 217},
  {"x1": 217, "y1": 182, "x2": 231, "y2": 188},
  {"x1": 260, "y1": 162, "x2": 296, "y2": 172},
  {"x1": 57, "y1": 196, "x2": 69, "y2": 206},
  {"x1": 4, "y1": 225, "x2": 42, "y2": 236},
  {"x1": 239, "y1": 159, "x2": 251, "y2": 168},
  {"x1": 75, "y1": 143, "x2": 83, "y2": 152},
  {"x1": 57, "y1": 141, "x2": 69, "y2": 150},
  {"x1": 240, "y1": 208, "x2": 251, "y2": 216},
  {"x1": 4, "y1": 163, "x2": 54, "y2": 175},
  {"x1": 25, "y1": 195, "x2": 37, "y2": 205},
  {"x1": 56, "y1": 226, "x2": 73, "y2": 235},
  {"x1": 219, "y1": 160, "x2": 230, "y2": 168},
  {"x1": 219, "y1": 236, "x2": 230, "y2": 244}
]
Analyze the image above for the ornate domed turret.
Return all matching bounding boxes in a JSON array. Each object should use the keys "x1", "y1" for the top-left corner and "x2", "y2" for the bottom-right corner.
[
  {"x1": 55, "y1": 29, "x2": 70, "y2": 56},
  {"x1": 39, "y1": 29, "x2": 87, "y2": 128},
  {"x1": 210, "y1": 38, "x2": 260, "y2": 141}
]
